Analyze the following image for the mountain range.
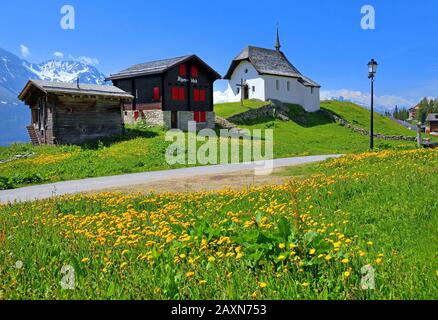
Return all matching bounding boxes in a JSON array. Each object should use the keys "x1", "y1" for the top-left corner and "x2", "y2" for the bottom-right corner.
[{"x1": 0, "y1": 47, "x2": 106, "y2": 146}]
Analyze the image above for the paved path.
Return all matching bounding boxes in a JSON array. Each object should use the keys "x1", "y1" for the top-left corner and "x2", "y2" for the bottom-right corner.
[{"x1": 0, "y1": 154, "x2": 342, "y2": 204}]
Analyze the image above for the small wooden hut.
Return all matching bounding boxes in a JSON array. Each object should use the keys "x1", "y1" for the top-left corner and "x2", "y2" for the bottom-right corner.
[{"x1": 18, "y1": 80, "x2": 133, "y2": 145}]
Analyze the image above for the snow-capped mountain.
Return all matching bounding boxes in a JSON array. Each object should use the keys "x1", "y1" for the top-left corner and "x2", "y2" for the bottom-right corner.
[
  {"x1": 0, "y1": 47, "x2": 107, "y2": 146},
  {"x1": 26, "y1": 60, "x2": 105, "y2": 85}
]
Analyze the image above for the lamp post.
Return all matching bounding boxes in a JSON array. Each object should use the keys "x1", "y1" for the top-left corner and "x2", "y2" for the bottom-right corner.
[{"x1": 368, "y1": 59, "x2": 378, "y2": 150}]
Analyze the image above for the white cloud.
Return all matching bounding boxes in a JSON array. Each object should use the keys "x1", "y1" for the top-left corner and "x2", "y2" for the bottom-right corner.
[
  {"x1": 68, "y1": 54, "x2": 99, "y2": 66},
  {"x1": 321, "y1": 89, "x2": 415, "y2": 110},
  {"x1": 214, "y1": 89, "x2": 230, "y2": 103},
  {"x1": 53, "y1": 51, "x2": 64, "y2": 59},
  {"x1": 20, "y1": 45, "x2": 30, "y2": 58}
]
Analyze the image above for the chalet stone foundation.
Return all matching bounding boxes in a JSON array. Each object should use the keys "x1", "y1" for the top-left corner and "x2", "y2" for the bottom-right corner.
[{"x1": 124, "y1": 110, "x2": 215, "y2": 131}]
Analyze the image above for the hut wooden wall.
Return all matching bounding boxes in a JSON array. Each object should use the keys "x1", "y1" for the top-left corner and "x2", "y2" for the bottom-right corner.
[{"x1": 53, "y1": 95, "x2": 124, "y2": 145}]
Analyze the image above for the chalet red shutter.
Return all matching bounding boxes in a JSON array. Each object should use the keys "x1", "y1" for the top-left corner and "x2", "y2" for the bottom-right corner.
[
  {"x1": 172, "y1": 87, "x2": 179, "y2": 101},
  {"x1": 194, "y1": 111, "x2": 200, "y2": 123},
  {"x1": 179, "y1": 87, "x2": 185, "y2": 101},
  {"x1": 194, "y1": 89, "x2": 200, "y2": 102},
  {"x1": 200, "y1": 111, "x2": 206, "y2": 123},
  {"x1": 153, "y1": 87, "x2": 160, "y2": 101},
  {"x1": 200, "y1": 89, "x2": 206, "y2": 102},
  {"x1": 179, "y1": 64, "x2": 187, "y2": 77},
  {"x1": 191, "y1": 65, "x2": 198, "y2": 78}
]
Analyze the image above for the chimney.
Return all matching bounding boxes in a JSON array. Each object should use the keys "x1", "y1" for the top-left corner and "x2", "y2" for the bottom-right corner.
[{"x1": 76, "y1": 77, "x2": 80, "y2": 89}]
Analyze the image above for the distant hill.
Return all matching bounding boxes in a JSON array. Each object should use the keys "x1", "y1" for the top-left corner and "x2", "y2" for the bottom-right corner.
[{"x1": 0, "y1": 47, "x2": 107, "y2": 146}]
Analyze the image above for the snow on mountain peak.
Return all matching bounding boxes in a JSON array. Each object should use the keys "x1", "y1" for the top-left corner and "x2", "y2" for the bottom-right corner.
[{"x1": 25, "y1": 60, "x2": 106, "y2": 85}]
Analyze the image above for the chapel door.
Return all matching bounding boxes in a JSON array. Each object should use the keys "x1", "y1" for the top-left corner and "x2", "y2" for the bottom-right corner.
[{"x1": 243, "y1": 85, "x2": 249, "y2": 100}]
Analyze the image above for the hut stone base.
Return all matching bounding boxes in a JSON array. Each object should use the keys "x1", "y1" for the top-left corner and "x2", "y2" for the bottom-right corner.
[{"x1": 124, "y1": 110, "x2": 215, "y2": 131}]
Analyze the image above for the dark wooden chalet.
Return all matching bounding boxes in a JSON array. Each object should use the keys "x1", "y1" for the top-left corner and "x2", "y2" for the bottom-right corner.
[
  {"x1": 107, "y1": 55, "x2": 221, "y2": 130},
  {"x1": 18, "y1": 80, "x2": 133, "y2": 145},
  {"x1": 426, "y1": 113, "x2": 438, "y2": 134}
]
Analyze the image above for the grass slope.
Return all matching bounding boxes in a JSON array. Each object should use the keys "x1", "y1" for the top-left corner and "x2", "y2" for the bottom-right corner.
[
  {"x1": 1, "y1": 149, "x2": 436, "y2": 299},
  {"x1": 214, "y1": 99, "x2": 267, "y2": 119}
]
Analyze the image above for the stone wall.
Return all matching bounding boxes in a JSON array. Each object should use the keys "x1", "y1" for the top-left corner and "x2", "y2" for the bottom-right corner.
[
  {"x1": 320, "y1": 109, "x2": 417, "y2": 142},
  {"x1": 124, "y1": 110, "x2": 165, "y2": 126},
  {"x1": 125, "y1": 110, "x2": 215, "y2": 131}
]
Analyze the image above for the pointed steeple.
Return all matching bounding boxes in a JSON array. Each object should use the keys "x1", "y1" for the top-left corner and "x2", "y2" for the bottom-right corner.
[{"x1": 275, "y1": 24, "x2": 281, "y2": 51}]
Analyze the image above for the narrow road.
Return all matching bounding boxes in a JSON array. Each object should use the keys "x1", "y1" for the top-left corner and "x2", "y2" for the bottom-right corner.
[{"x1": 0, "y1": 154, "x2": 342, "y2": 204}]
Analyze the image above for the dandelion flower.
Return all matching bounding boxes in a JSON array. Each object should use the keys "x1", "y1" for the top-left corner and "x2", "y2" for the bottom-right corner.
[
  {"x1": 81, "y1": 258, "x2": 89, "y2": 263},
  {"x1": 279, "y1": 243, "x2": 286, "y2": 249},
  {"x1": 208, "y1": 256, "x2": 216, "y2": 263},
  {"x1": 325, "y1": 255, "x2": 332, "y2": 261},
  {"x1": 186, "y1": 271, "x2": 195, "y2": 278},
  {"x1": 120, "y1": 262, "x2": 128, "y2": 269},
  {"x1": 341, "y1": 258, "x2": 349, "y2": 264},
  {"x1": 259, "y1": 282, "x2": 268, "y2": 289},
  {"x1": 344, "y1": 271, "x2": 351, "y2": 278},
  {"x1": 277, "y1": 255, "x2": 286, "y2": 261},
  {"x1": 198, "y1": 280, "x2": 207, "y2": 285},
  {"x1": 367, "y1": 241, "x2": 374, "y2": 246},
  {"x1": 375, "y1": 258, "x2": 382, "y2": 264},
  {"x1": 309, "y1": 248, "x2": 316, "y2": 255}
]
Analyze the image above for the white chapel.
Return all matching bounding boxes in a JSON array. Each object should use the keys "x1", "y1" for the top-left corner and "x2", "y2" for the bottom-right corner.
[{"x1": 224, "y1": 31, "x2": 321, "y2": 112}]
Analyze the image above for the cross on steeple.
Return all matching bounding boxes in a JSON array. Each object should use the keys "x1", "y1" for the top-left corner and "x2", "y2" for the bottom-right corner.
[{"x1": 275, "y1": 23, "x2": 281, "y2": 51}]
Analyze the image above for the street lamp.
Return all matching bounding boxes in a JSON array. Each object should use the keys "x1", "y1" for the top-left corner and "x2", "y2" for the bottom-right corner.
[{"x1": 368, "y1": 59, "x2": 378, "y2": 150}]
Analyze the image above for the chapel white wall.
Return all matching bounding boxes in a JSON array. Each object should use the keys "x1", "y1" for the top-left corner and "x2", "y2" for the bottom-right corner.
[
  {"x1": 263, "y1": 75, "x2": 320, "y2": 112},
  {"x1": 226, "y1": 61, "x2": 265, "y2": 102}
]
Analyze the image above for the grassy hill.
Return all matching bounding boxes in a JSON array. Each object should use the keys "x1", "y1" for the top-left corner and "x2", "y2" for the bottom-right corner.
[
  {"x1": 0, "y1": 100, "x2": 423, "y2": 190},
  {"x1": 214, "y1": 99, "x2": 267, "y2": 118},
  {"x1": 321, "y1": 100, "x2": 416, "y2": 137}
]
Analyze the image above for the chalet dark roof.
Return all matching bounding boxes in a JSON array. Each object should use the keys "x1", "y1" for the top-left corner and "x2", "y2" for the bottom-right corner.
[
  {"x1": 224, "y1": 46, "x2": 320, "y2": 87},
  {"x1": 18, "y1": 80, "x2": 133, "y2": 102},
  {"x1": 426, "y1": 113, "x2": 438, "y2": 122},
  {"x1": 107, "y1": 55, "x2": 221, "y2": 80}
]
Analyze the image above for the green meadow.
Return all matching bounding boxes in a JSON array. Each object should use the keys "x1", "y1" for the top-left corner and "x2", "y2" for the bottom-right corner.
[
  {"x1": 0, "y1": 101, "x2": 429, "y2": 190},
  {"x1": 1, "y1": 149, "x2": 436, "y2": 299}
]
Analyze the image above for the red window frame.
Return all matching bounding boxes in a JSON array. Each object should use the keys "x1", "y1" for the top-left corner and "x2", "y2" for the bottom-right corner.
[
  {"x1": 153, "y1": 87, "x2": 160, "y2": 101},
  {"x1": 199, "y1": 89, "x2": 206, "y2": 102},
  {"x1": 179, "y1": 87, "x2": 185, "y2": 101},
  {"x1": 193, "y1": 88, "x2": 200, "y2": 102},
  {"x1": 191, "y1": 65, "x2": 198, "y2": 78},
  {"x1": 172, "y1": 87, "x2": 179, "y2": 101},
  {"x1": 179, "y1": 64, "x2": 187, "y2": 77},
  {"x1": 194, "y1": 111, "x2": 206, "y2": 123}
]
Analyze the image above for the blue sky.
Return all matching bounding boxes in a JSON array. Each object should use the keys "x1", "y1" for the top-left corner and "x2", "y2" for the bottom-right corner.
[{"x1": 1, "y1": 0, "x2": 437, "y2": 109}]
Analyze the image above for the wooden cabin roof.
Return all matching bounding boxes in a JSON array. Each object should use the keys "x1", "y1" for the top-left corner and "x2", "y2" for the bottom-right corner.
[
  {"x1": 224, "y1": 46, "x2": 320, "y2": 88},
  {"x1": 18, "y1": 80, "x2": 133, "y2": 104},
  {"x1": 426, "y1": 113, "x2": 438, "y2": 122},
  {"x1": 107, "y1": 55, "x2": 221, "y2": 81}
]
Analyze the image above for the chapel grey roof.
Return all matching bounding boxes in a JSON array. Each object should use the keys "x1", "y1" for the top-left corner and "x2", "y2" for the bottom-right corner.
[
  {"x1": 18, "y1": 80, "x2": 133, "y2": 101},
  {"x1": 224, "y1": 46, "x2": 320, "y2": 87},
  {"x1": 107, "y1": 55, "x2": 221, "y2": 80},
  {"x1": 426, "y1": 113, "x2": 438, "y2": 122}
]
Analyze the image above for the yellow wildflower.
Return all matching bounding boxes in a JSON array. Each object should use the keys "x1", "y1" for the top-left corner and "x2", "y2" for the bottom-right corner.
[
  {"x1": 259, "y1": 282, "x2": 268, "y2": 289},
  {"x1": 309, "y1": 248, "x2": 316, "y2": 255},
  {"x1": 186, "y1": 271, "x2": 195, "y2": 278},
  {"x1": 279, "y1": 243, "x2": 286, "y2": 249}
]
